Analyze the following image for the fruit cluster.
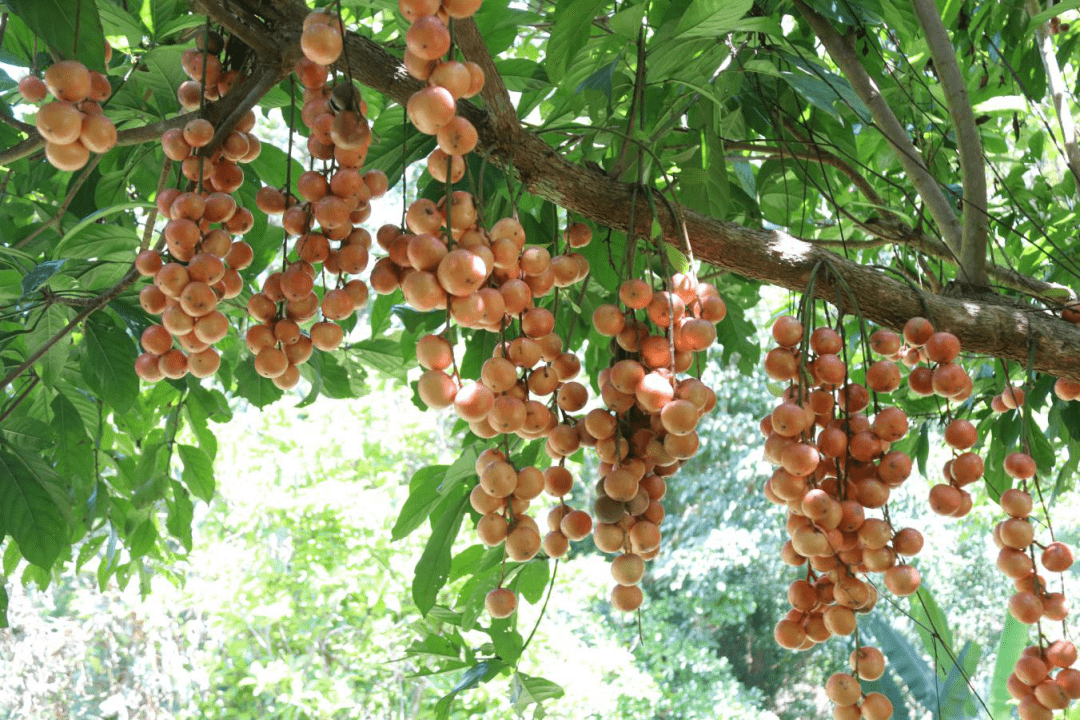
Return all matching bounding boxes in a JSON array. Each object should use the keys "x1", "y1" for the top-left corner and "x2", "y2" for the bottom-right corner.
[
  {"x1": 133, "y1": 31, "x2": 260, "y2": 382},
  {"x1": 133, "y1": 189, "x2": 253, "y2": 381},
  {"x1": 242, "y1": 9, "x2": 388, "y2": 388},
  {"x1": 582, "y1": 274, "x2": 725, "y2": 611},
  {"x1": 20, "y1": 58, "x2": 117, "y2": 171},
  {"x1": 763, "y1": 315, "x2": 937, "y2": 720},
  {"x1": 993, "y1": 455, "x2": 1077, "y2": 718}
]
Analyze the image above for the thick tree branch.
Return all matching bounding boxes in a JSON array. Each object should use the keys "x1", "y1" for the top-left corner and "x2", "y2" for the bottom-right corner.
[
  {"x1": 199, "y1": 0, "x2": 1080, "y2": 383},
  {"x1": 728, "y1": 141, "x2": 1075, "y2": 303},
  {"x1": 453, "y1": 18, "x2": 518, "y2": 140},
  {"x1": 792, "y1": 0, "x2": 965, "y2": 263},
  {"x1": 1028, "y1": 0, "x2": 1080, "y2": 196},
  {"x1": 911, "y1": 0, "x2": 989, "y2": 287}
]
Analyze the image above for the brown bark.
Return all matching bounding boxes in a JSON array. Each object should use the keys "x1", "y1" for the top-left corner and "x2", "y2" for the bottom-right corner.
[{"x1": 197, "y1": 0, "x2": 1080, "y2": 382}]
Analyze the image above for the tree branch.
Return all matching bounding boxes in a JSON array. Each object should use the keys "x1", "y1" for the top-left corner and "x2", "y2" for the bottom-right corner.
[
  {"x1": 453, "y1": 18, "x2": 518, "y2": 140},
  {"x1": 0, "y1": 266, "x2": 140, "y2": 393},
  {"x1": 911, "y1": 0, "x2": 989, "y2": 287},
  {"x1": 728, "y1": 141, "x2": 1075, "y2": 303},
  {"x1": 0, "y1": 111, "x2": 199, "y2": 167},
  {"x1": 724, "y1": 139, "x2": 886, "y2": 207},
  {"x1": 14, "y1": 154, "x2": 104, "y2": 249},
  {"x1": 793, "y1": 0, "x2": 964, "y2": 263},
  {"x1": 199, "y1": 0, "x2": 1080, "y2": 383},
  {"x1": 1027, "y1": 0, "x2": 1080, "y2": 196}
]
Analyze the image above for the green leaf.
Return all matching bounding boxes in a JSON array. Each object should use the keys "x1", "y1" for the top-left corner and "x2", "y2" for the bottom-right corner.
[
  {"x1": 0, "y1": 448, "x2": 67, "y2": 569},
  {"x1": 165, "y1": 481, "x2": 194, "y2": 552},
  {"x1": 6, "y1": 0, "x2": 107, "y2": 71},
  {"x1": 26, "y1": 304, "x2": 74, "y2": 386},
  {"x1": 670, "y1": 0, "x2": 753, "y2": 40},
  {"x1": 127, "y1": 517, "x2": 158, "y2": 557},
  {"x1": 515, "y1": 560, "x2": 550, "y2": 604},
  {"x1": 412, "y1": 484, "x2": 469, "y2": 616},
  {"x1": 434, "y1": 661, "x2": 494, "y2": 720},
  {"x1": 352, "y1": 337, "x2": 411, "y2": 381},
  {"x1": 940, "y1": 641, "x2": 980, "y2": 718},
  {"x1": 19, "y1": 259, "x2": 68, "y2": 298},
  {"x1": 546, "y1": 0, "x2": 606, "y2": 82},
  {"x1": 392, "y1": 464, "x2": 449, "y2": 541},
  {"x1": 370, "y1": 291, "x2": 398, "y2": 336},
  {"x1": 908, "y1": 584, "x2": 954, "y2": 676},
  {"x1": 989, "y1": 613, "x2": 1028, "y2": 719},
  {"x1": 81, "y1": 314, "x2": 139, "y2": 414},
  {"x1": 511, "y1": 672, "x2": 564, "y2": 714},
  {"x1": 234, "y1": 360, "x2": 284, "y2": 409},
  {"x1": 176, "y1": 444, "x2": 215, "y2": 502},
  {"x1": 441, "y1": 445, "x2": 480, "y2": 492}
]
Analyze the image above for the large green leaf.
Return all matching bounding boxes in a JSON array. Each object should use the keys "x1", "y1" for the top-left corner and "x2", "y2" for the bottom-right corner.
[
  {"x1": 81, "y1": 314, "x2": 139, "y2": 415},
  {"x1": 940, "y1": 641, "x2": 980, "y2": 719},
  {"x1": 0, "y1": 448, "x2": 67, "y2": 569},
  {"x1": 176, "y1": 444, "x2": 215, "y2": 503},
  {"x1": 988, "y1": 613, "x2": 1028, "y2": 719},
  {"x1": 233, "y1": 361, "x2": 284, "y2": 409},
  {"x1": 511, "y1": 672, "x2": 564, "y2": 715},
  {"x1": 26, "y1": 303, "x2": 74, "y2": 387},
  {"x1": 546, "y1": 0, "x2": 606, "y2": 82},
  {"x1": 670, "y1": 0, "x2": 754, "y2": 40},
  {"x1": 412, "y1": 484, "x2": 469, "y2": 616},
  {"x1": 392, "y1": 464, "x2": 449, "y2": 541},
  {"x1": 908, "y1": 585, "x2": 955, "y2": 677},
  {"x1": 6, "y1": 0, "x2": 107, "y2": 71}
]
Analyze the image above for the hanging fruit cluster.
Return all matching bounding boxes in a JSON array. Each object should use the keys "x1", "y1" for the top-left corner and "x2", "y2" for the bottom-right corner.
[
  {"x1": 133, "y1": 27, "x2": 260, "y2": 383},
  {"x1": 20, "y1": 55, "x2": 117, "y2": 171},
  {"x1": 383, "y1": 0, "x2": 730, "y2": 617},
  {"x1": 582, "y1": 272, "x2": 725, "y2": 612},
  {"x1": 243, "y1": 8, "x2": 388, "y2": 389},
  {"x1": 762, "y1": 312, "x2": 936, "y2": 720},
  {"x1": 891, "y1": 318, "x2": 983, "y2": 518},
  {"x1": 993, "y1": 448, "x2": 1078, "y2": 718}
]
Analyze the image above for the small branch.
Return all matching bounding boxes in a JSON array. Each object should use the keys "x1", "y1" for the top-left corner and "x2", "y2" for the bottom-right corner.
[
  {"x1": 0, "y1": 110, "x2": 201, "y2": 167},
  {"x1": 0, "y1": 375, "x2": 40, "y2": 427},
  {"x1": 142, "y1": 157, "x2": 174, "y2": 250},
  {"x1": 794, "y1": 0, "x2": 964, "y2": 261},
  {"x1": 0, "y1": 105, "x2": 35, "y2": 135},
  {"x1": 911, "y1": 0, "x2": 989, "y2": 287},
  {"x1": 0, "y1": 266, "x2": 140, "y2": 393},
  {"x1": 453, "y1": 18, "x2": 519, "y2": 140},
  {"x1": 725, "y1": 139, "x2": 886, "y2": 207},
  {"x1": 193, "y1": 0, "x2": 279, "y2": 58},
  {"x1": 1028, "y1": 0, "x2": 1080, "y2": 196},
  {"x1": 202, "y1": 62, "x2": 284, "y2": 156},
  {"x1": 14, "y1": 154, "x2": 104, "y2": 248}
]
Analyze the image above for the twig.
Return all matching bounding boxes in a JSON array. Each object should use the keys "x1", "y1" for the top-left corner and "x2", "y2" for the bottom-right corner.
[
  {"x1": 0, "y1": 265, "x2": 141, "y2": 392},
  {"x1": 142, "y1": 157, "x2": 174, "y2": 250},
  {"x1": 2, "y1": 110, "x2": 203, "y2": 167},
  {"x1": 14, "y1": 154, "x2": 104, "y2": 249},
  {"x1": 0, "y1": 375, "x2": 40, "y2": 427}
]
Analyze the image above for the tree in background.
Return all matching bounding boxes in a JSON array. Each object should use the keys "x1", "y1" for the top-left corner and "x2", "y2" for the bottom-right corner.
[{"x1": 1, "y1": 0, "x2": 1080, "y2": 717}]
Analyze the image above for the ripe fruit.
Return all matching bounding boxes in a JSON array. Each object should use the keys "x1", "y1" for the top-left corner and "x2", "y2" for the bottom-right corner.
[{"x1": 485, "y1": 587, "x2": 517, "y2": 618}]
